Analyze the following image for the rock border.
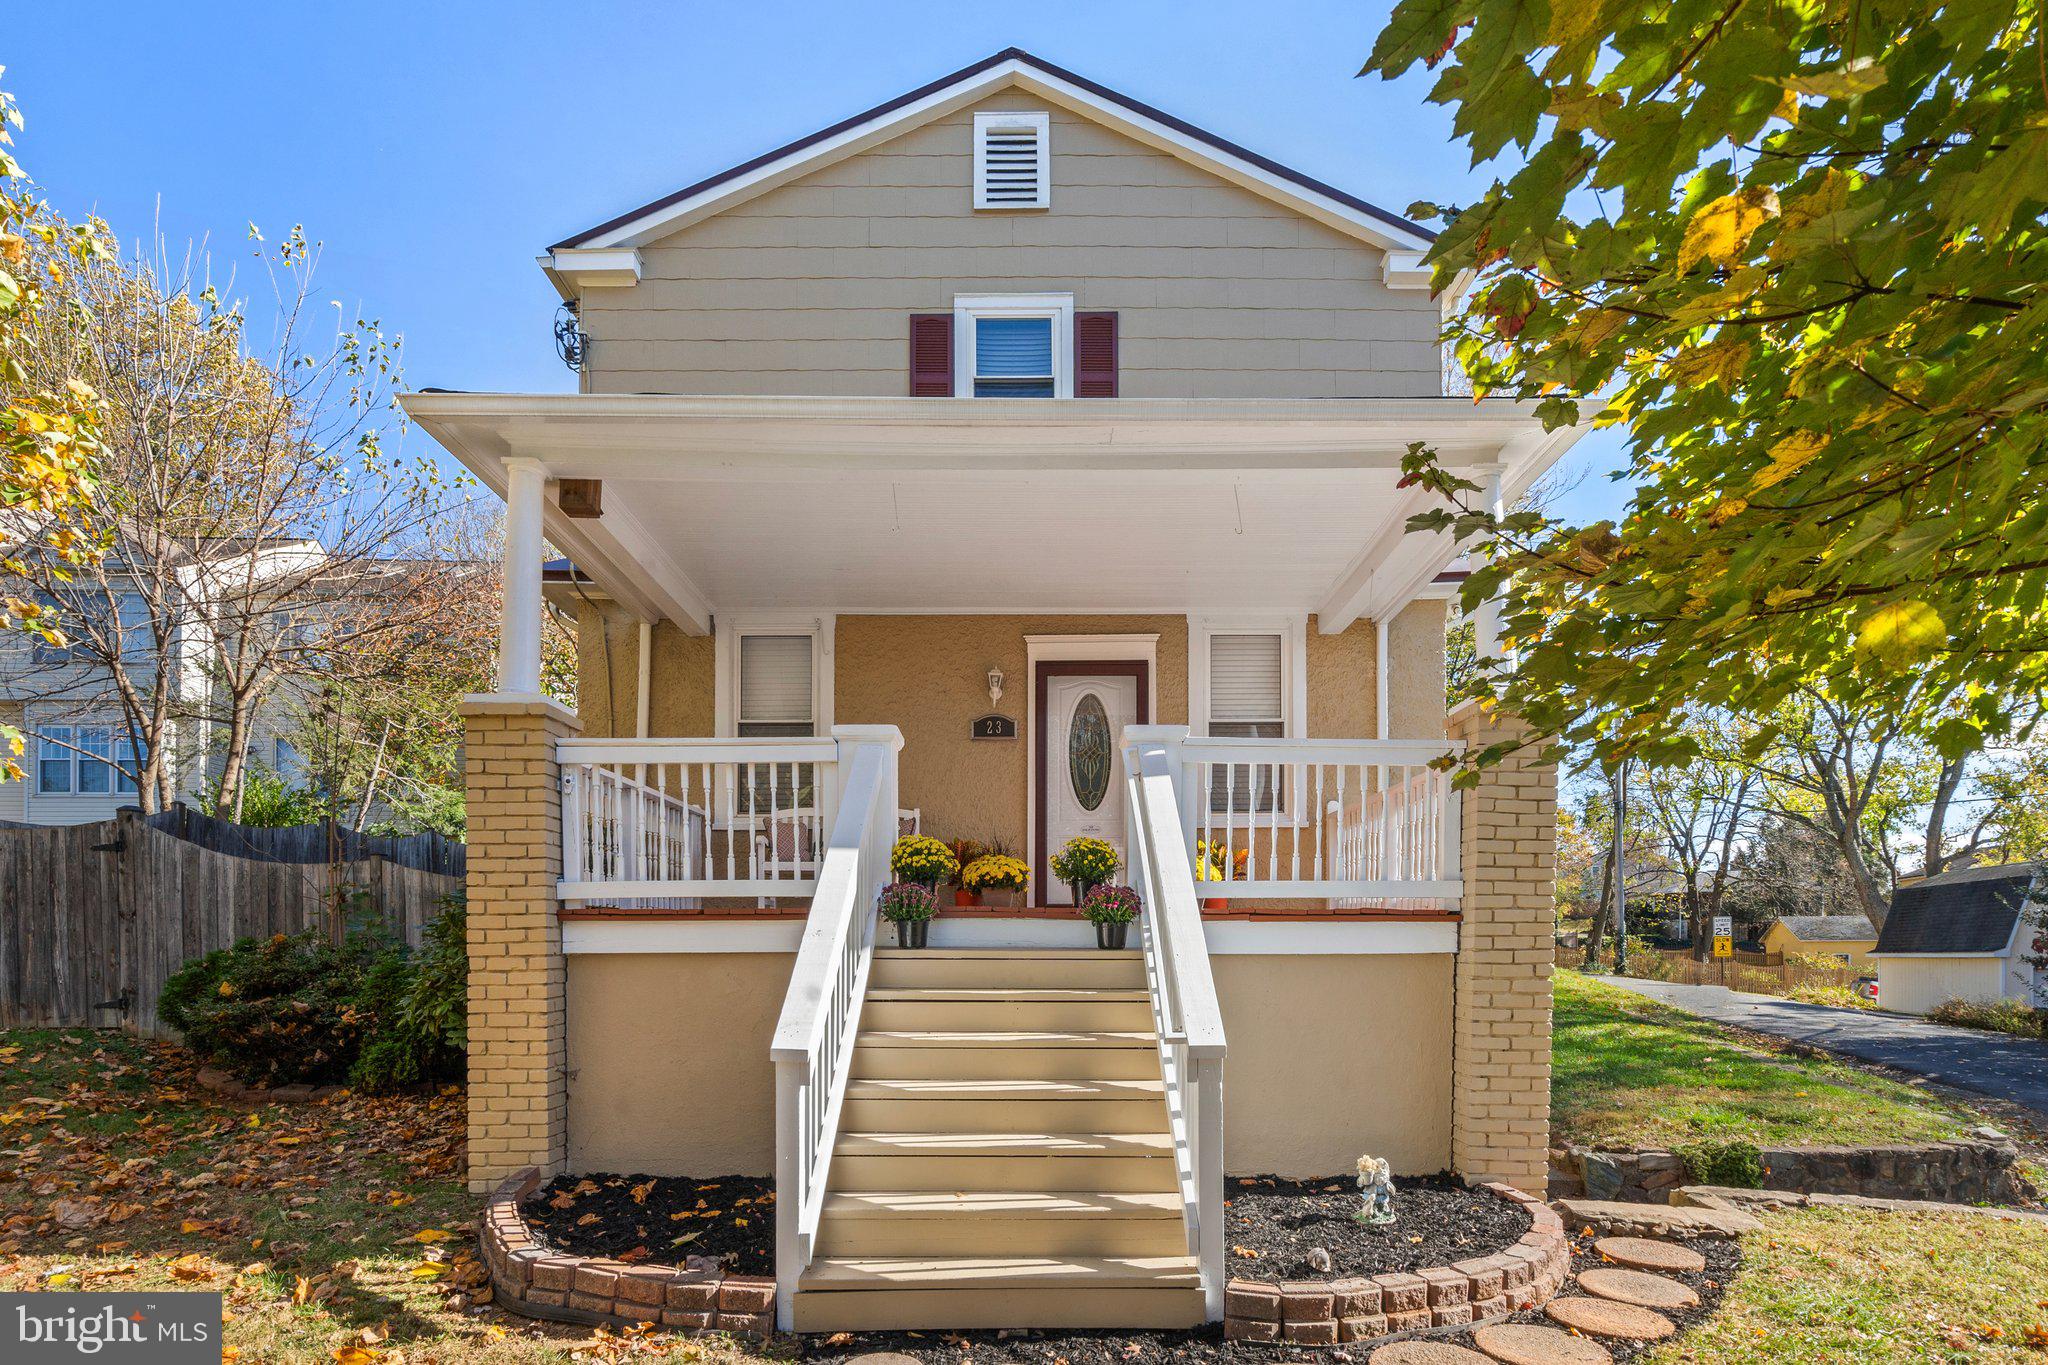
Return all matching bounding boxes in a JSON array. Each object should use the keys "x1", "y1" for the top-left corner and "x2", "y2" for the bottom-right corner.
[
  {"x1": 1224, "y1": 1182, "x2": 1567, "y2": 1348},
  {"x1": 1548, "y1": 1129, "x2": 2031, "y2": 1205},
  {"x1": 479, "y1": 1168, "x2": 774, "y2": 1339}
]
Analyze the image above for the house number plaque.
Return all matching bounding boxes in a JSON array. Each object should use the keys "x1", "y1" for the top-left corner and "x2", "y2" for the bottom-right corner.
[{"x1": 970, "y1": 714, "x2": 1017, "y2": 740}]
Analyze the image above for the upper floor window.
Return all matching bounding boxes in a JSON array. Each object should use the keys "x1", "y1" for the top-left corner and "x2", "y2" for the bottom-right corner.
[
  {"x1": 36, "y1": 723, "x2": 141, "y2": 796},
  {"x1": 30, "y1": 591, "x2": 152, "y2": 664},
  {"x1": 953, "y1": 295, "x2": 1074, "y2": 399},
  {"x1": 973, "y1": 111, "x2": 1050, "y2": 210}
]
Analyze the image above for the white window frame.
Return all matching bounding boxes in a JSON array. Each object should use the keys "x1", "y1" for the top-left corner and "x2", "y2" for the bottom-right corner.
[
  {"x1": 1187, "y1": 616, "x2": 1309, "y2": 825},
  {"x1": 713, "y1": 614, "x2": 836, "y2": 739},
  {"x1": 972, "y1": 110, "x2": 1051, "y2": 210},
  {"x1": 32, "y1": 716, "x2": 142, "y2": 799},
  {"x1": 953, "y1": 294, "x2": 1074, "y2": 399}
]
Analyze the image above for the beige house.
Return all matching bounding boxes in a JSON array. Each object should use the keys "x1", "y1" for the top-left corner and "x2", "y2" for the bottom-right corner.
[
  {"x1": 1759, "y1": 915, "x2": 1879, "y2": 969},
  {"x1": 407, "y1": 50, "x2": 1578, "y2": 1333}
]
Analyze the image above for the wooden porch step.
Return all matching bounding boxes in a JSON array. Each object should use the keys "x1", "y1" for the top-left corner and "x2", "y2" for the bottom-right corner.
[
  {"x1": 861, "y1": 989, "x2": 1153, "y2": 1032},
  {"x1": 815, "y1": 1189, "x2": 1186, "y2": 1256},
  {"x1": 842, "y1": 1076, "x2": 1167, "y2": 1132},
  {"x1": 835, "y1": 1130, "x2": 1174, "y2": 1157},
  {"x1": 851, "y1": 1030, "x2": 1160, "y2": 1080},
  {"x1": 842, "y1": 1078, "x2": 1165, "y2": 1100},
  {"x1": 869, "y1": 949, "x2": 1145, "y2": 991},
  {"x1": 801, "y1": 1253, "x2": 1198, "y2": 1288},
  {"x1": 822, "y1": 1189, "x2": 1182, "y2": 1219}
]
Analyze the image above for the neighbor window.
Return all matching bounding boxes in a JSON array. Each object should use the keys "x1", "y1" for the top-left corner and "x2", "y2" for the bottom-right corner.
[
  {"x1": 274, "y1": 737, "x2": 308, "y2": 784},
  {"x1": 953, "y1": 295, "x2": 1073, "y2": 398},
  {"x1": 36, "y1": 723, "x2": 140, "y2": 796}
]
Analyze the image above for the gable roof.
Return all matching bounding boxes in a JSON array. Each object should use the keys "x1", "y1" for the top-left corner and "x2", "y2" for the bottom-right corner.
[
  {"x1": 545, "y1": 49, "x2": 1440, "y2": 294},
  {"x1": 1877, "y1": 862, "x2": 2039, "y2": 955},
  {"x1": 1770, "y1": 914, "x2": 1878, "y2": 943}
]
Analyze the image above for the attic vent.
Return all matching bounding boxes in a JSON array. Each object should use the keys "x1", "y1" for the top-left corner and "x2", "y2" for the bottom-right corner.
[{"x1": 973, "y1": 111, "x2": 1050, "y2": 210}]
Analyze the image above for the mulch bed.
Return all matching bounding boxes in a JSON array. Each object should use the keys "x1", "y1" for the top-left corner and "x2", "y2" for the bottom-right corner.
[
  {"x1": 518, "y1": 1172, "x2": 775, "y2": 1276},
  {"x1": 1222, "y1": 1172, "x2": 1532, "y2": 1278}
]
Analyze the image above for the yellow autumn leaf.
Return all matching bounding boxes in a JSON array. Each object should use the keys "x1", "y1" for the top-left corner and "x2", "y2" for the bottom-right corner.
[
  {"x1": 332, "y1": 1349, "x2": 381, "y2": 1365},
  {"x1": 1678, "y1": 188, "x2": 1779, "y2": 272},
  {"x1": 1751, "y1": 431, "x2": 1830, "y2": 490},
  {"x1": 411, "y1": 1229, "x2": 452, "y2": 1243},
  {"x1": 409, "y1": 1263, "x2": 446, "y2": 1280},
  {"x1": 1855, "y1": 601, "x2": 1947, "y2": 666},
  {"x1": 1707, "y1": 498, "x2": 1749, "y2": 526},
  {"x1": 1670, "y1": 338, "x2": 1752, "y2": 388}
]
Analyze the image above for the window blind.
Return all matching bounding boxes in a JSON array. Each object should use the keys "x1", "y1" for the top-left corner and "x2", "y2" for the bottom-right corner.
[
  {"x1": 739, "y1": 634, "x2": 814, "y2": 732},
  {"x1": 1208, "y1": 634, "x2": 1284, "y2": 724}
]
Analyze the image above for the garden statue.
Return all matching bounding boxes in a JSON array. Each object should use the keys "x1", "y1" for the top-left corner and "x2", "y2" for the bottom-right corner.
[{"x1": 1354, "y1": 1153, "x2": 1396, "y2": 1226}]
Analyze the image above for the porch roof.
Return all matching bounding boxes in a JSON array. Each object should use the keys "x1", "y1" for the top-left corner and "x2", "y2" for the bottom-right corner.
[{"x1": 401, "y1": 392, "x2": 1587, "y2": 635}]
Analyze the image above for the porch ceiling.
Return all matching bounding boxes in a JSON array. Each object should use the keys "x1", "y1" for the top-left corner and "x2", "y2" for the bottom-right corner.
[{"x1": 401, "y1": 393, "x2": 1587, "y2": 633}]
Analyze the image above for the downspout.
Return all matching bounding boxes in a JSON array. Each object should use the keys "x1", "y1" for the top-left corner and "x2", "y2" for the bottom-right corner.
[
  {"x1": 635, "y1": 618, "x2": 652, "y2": 783},
  {"x1": 1375, "y1": 617, "x2": 1391, "y2": 741}
]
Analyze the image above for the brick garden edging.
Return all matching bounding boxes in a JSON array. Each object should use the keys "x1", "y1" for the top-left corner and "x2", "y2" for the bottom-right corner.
[
  {"x1": 194, "y1": 1067, "x2": 342, "y2": 1104},
  {"x1": 479, "y1": 1168, "x2": 775, "y2": 1339},
  {"x1": 1223, "y1": 1182, "x2": 1568, "y2": 1347}
]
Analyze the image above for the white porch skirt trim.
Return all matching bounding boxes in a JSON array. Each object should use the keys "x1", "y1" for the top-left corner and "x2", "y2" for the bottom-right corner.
[{"x1": 561, "y1": 917, "x2": 1457, "y2": 955}]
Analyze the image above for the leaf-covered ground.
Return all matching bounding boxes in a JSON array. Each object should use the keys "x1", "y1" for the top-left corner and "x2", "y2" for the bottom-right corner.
[{"x1": 0, "y1": 1029, "x2": 767, "y2": 1364}]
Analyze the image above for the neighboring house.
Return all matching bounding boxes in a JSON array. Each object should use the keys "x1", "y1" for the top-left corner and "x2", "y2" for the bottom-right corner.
[
  {"x1": 1874, "y1": 861, "x2": 2045, "y2": 1016},
  {"x1": 1, "y1": 537, "x2": 338, "y2": 825},
  {"x1": 408, "y1": 50, "x2": 1584, "y2": 1332},
  {"x1": 1761, "y1": 914, "x2": 1880, "y2": 969}
]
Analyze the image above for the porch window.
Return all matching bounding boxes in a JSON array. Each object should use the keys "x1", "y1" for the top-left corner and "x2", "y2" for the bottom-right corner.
[
  {"x1": 737, "y1": 634, "x2": 815, "y2": 738},
  {"x1": 953, "y1": 295, "x2": 1073, "y2": 398},
  {"x1": 1205, "y1": 633, "x2": 1285, "y2": 814}
]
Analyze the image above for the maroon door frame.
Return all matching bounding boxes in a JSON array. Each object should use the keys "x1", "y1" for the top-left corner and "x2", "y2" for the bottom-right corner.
[{"x1": 1034, "y1": 660, "x2": 1151, "y2": 903}]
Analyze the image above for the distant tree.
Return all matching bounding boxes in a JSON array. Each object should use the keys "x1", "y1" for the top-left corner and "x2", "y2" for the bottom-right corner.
[
  {"x1": 1632, "y1": 721, "x2": 1755, "y2": 958},
  {"x1": 1978, "y1": 743, "x2": 2048, "y2": 866},
  {"x1": 1366, "y1": 0, "x2": 2048, "y2": 779},
  {"x1": 0, "y1": 74, "x2": 107, "y2": 782},
  {"x1": 1723, "y1": 811, "x2": 1870, "y2": 932}
]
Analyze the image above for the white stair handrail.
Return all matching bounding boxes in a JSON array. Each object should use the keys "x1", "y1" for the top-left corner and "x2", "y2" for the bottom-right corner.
[
  {"x1": 1122, "y1": 724, "x2": 1226, "y2": 1323},
  {"x1": 769, "y1": 724, "x2": 902, "y2": 1331}
]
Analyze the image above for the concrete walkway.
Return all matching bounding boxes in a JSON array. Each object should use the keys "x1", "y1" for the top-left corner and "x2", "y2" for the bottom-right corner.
[{"x1": 1601, "y1": 976, "x2": 2048, "y2": 1119}]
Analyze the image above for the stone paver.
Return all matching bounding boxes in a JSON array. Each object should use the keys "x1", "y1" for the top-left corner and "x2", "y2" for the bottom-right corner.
[
  {"x1": 846, "y1": 1357, "x2": 922, "y2": 1365},
  {"x1": 1369, "y1": 1342, "x2": 1494, "y2": 1365},
  {"x1": 1472, "y1": 1321, "x2": 1615, "y2": 1364},
  {"x1": 1575, "y1": 1267, "x2": 1699, "y2": 1310},
  {"x1": 1676, "y1": 1185, "x2": 2048, "y2": 1226},
  {"x1": 1591, "y1": 1236, "x2": 1707, "y2": 1274},
  {"x1": 1556, "y1": 1198, "x2": 1760, "y2": 1239},
  {"x1": 1600, "y1": 976, "x2": 2048, "y2": 1118},
  {"x1": 1544, "y1": 1296, "x2": 1678, "y2": 1341}
]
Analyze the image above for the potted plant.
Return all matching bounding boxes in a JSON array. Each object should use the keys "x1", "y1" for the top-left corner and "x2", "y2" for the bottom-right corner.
[
  {"x1": 1195, "y1": 840, "x2": 1231, "y2": 911},
  {"x1": 1083, "y1": 884, "x2": 1141, "y2": 950},
  {"x1": 890, "y1": 835, "x2": 959, "y2": 896},
  {"x1": 946, "y1": 838, "x2": 987, "y2": 906},
  {"x1": 960, "y1": 853, "x2": 1030, "y2": 909},
  {"x1": 1051, "y1": 836, "x2": 1120, "y2": 907},
  {"x1": 879, "y1": 882, "x2": 939, "y2": 949}
]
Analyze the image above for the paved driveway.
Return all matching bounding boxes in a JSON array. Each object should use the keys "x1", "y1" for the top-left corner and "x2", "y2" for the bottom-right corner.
[{"x1": 1601, "y1": 976, "x2": 2048, "y2": 1119}]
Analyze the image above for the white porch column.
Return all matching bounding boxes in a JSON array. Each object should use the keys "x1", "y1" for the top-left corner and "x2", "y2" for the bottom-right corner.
[
  {"x1": 498, "y1": 457, "x2": 547, "y2": 696},
  {"x1": 1472, "y1": 466, "x2": 1507, "y2": 662}
]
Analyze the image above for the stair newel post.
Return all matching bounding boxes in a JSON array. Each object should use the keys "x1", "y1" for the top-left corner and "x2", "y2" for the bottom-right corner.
[
  {"x1": 774, "y1": 1056, "x2": 807, "y2": 1331},
  {"x1": 1192, "y1": 1051, "x2": 1225, "y2": 1320}
]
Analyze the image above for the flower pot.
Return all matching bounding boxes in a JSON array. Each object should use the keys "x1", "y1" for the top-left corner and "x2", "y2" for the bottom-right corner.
[
  {"x1": 1094, "y1": 921, "x2": 1130, "y2": 950},
  {"x1": 1203, "y1": 897, "x2": 1229, "y2": 912},
  {"x1": 893, "y1": 919, "x2": 930, "y2": 949},
  {"x1": 981, "y1": 888, "x2": 1021, "y2": 909},
  {"x1": 954, "y1": 888, "x2": 979, "y2": 908},
  {"x1": 1069, "y1": 880, "x2": 1100, "y2": 908}
]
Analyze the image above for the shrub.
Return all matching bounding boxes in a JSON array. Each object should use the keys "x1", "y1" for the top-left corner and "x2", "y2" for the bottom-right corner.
[
  {"x1": 1787, "y1": 982, "x2": 1875, "y2": 1010},
  {"x1": 1675, "y1": 1139, "x2": 1764, "y2": 1188},
  {"x1": 1082, "y1": 884, "x2": 1141, "y2": 926},
  {"x1": 1928, "y1": 998, "x2": 2048, "y2": 1039},
  {"x1": 350, "y1": 896, "x2": 468, "y2": 1093},
  {"x1": 158, "y1": 930, "x2": 384, "y2": 1086},
  {"x1": 877, "y1": 882, "x2": 938, "y2": 924},
  {"x1": 158, "y1": 896, "x2": 469, "y2": 1091}
]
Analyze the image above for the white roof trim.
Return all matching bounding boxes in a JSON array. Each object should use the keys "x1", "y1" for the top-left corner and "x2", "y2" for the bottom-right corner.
[
  {"x1": 549, "y1": 53, "x2": 1437, "y2": 276},
  {"x1": 540, "y1": 247, "x2": 642, "y2": 294}
]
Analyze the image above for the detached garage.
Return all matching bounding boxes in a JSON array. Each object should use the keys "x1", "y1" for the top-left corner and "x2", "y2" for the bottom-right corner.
[{"x1": 1874, "y1": 861, "x2": 2044, "y2": 1016}]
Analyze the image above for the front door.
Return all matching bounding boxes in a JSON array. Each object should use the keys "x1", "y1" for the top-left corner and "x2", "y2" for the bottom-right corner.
[{"x1": 1036, "y1": 665, "x2": 1145, "y2": 904}]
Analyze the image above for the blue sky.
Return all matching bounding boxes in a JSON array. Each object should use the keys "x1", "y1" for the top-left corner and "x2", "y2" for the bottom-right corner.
[{"x1": 8, "y1": 0, "x2": 1631, "y2": 524}]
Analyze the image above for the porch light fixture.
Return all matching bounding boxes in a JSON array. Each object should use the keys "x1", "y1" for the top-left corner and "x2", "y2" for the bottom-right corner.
[{"x1": 987, "y1": 667, "x2": 1005, "y2": 706}]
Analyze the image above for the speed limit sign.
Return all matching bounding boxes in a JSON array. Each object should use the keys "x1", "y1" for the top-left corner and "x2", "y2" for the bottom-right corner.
[{"x1": 1712, "y1": 915, "x2": 1734, "y2": 959}]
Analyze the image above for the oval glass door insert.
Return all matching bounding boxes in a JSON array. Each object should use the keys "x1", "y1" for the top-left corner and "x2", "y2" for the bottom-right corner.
[{"x1": 1068, "y1": 693, "x2": 1112, "y2": 811}]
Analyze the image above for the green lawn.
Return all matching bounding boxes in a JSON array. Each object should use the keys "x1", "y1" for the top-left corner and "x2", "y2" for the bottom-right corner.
[
  {"x1": 1552, "y1": 969, "x2": 1979, "y2": 1148},
  {"x1": 1646, "y1": 1206, "x2": 2048, "y2": 1363}
]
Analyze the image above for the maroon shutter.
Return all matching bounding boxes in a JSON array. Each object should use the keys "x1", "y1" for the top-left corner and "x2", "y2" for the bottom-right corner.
[
  {"x1": 1075, "y1": 311, "x2": 1119, "y2": 397},
  {"x1": 909, "y1": 313, "x2": 953, "y2": 396}
]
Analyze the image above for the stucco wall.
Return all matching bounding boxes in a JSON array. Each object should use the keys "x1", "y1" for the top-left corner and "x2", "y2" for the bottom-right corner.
[
  {"x1": 1197, "y1": 953, "x2": 1452, "y2": 1176},
  {"x1": 1876, "y1": 956, "x2": 2008, "y2": 1016},
  {"x1": 578, "y1": 94, "x2": 1442, "y2": 400},
  {"x1": 575, "y1": 602, "x2": 715, "y2": 739},
  {"x1": 566, "y1": 953, "x2": 794, "y2": 1175},
  {"x1": 1306, "y1": 603, "x2": 1447, "y2": 742}
]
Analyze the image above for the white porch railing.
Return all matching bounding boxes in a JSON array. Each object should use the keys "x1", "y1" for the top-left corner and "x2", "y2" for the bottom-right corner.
[
  {"x1": 1122, "y1": 727, "x2": 1227, "y2": 1322},
  {"x1": 1174, "y1": 735, "x2": 1464, "y2": 906},
  {"x1": 768, "y1": 726, "x2": 902, "y2": 1330},
  {"x1": 557, "y1": 737, "x2": 839, "y2": 906}
]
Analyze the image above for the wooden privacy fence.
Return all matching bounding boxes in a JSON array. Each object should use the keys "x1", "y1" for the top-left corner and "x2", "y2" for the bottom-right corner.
[{"x1": 0, "y1": 808, "x2": 462, "y2": 1037}]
